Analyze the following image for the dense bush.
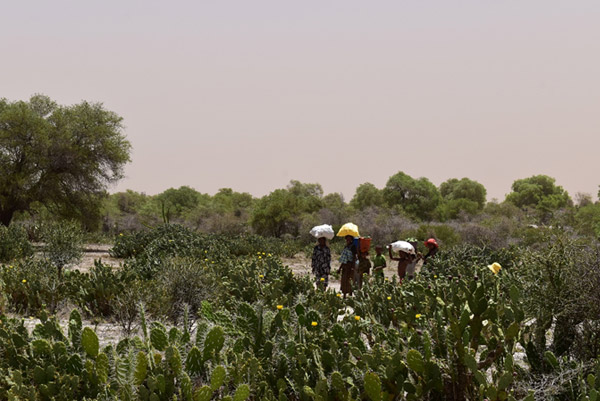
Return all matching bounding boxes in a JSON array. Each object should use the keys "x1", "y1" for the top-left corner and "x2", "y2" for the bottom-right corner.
[
  {"x1": 41, "y1": 221, "x2": 84, "y2": 274},
  {"x1": 2, "y1": 226, "x2": 600, "y2": 399},
  {"x1": 0, "y1": 224, "x2": 34, "y2": 262}
]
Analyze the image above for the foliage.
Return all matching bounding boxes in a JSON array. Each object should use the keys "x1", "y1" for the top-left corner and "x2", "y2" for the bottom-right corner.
[
  {"x1": 383, "y1": 171, "x2": 441, "y2": 221},
  {"x1": 575, "y1": 202, "x2": 600, "y2": 238},
  {"x1": 506, "y1": 175, "x2": 572, "y2": 222},
  {"x1": 250, "y1": 181, "x2": 324, "y2": 237},
  {"x1": 41, "y1": 221, "x2": 84, "y2": 273},
  {"x1": 519, "y1": 233, "x2": 600, "y2": 362},
  {"x1": 0, "y1": 224, "x2": 33, "y2": 262},
  {"x1": 2, "y1": 230, "x2": 600, "y2": 399},
  {"x1": 0, "y1": 94, "x2": 131, "y2": 228},
  {"x1": 350, "y1": 183, "x2": 385, "y2": 211},
  {"x1": 436, "y1": 178, "x2": 487, "y2": 221},
  {"x1": 440, "y1": 177, "x2": 487, "y2": 208}
]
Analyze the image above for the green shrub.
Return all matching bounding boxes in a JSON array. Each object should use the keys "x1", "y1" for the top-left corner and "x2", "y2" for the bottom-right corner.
[
  {"x1": 41, "y1": 221, "x2": 84, "y2": 274},
  {"x1": 0, "y1": 224, "x2": 34, "y2": 262},
  {"x1": 0, "y1": 259, "x2": 65, "y2": 314}
]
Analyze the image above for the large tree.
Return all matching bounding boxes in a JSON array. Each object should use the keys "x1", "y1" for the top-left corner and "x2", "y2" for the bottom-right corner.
[
  {"x1": 251, "y1": 180, "x2": 323, "y2": 237},
  {"x1": 383, "y1": 171, "x2": 441, "y2": 220},
  {"x1": 350, "y1": 182, "x2": 385, "y2": 210},
  {"x1": 505, "y1": 175, "x2": 571, "y2": 211},
  {"x1": 0, "y1": 95, "x2": 131, "y2": 227},
  {"x1": 437, "y1": 177, "x2": 487, "y2": 220}
]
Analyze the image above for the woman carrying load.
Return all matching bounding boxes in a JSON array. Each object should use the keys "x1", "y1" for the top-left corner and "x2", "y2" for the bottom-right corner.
[
  {"x1": 388, "y1": 242, "x2": 415, "y2": 283},
  {"x1": 338, "y1": 235, "x2": 357, "y2": 297},
  {"x1": 423, "y1": 238, "x2": 439, "y2": 265},
  {"x1": 311, "y1": 237, "x2": 331, "y2": 289}
]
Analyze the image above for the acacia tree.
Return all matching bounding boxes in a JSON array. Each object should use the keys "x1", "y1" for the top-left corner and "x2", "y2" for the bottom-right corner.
[
  {"x1": 0, "y1": 95, "x2": 131, "y2": 227},
  {"x1": 350, "y1": 182, "x2": 385, "y2": 210},
  {"x1": 505, "y1": 175, "x2": 571, "y2": 222},
  {"x1": 437, "y1": 177, "x2": 487, "y2": 220},
  {"x1": 251, "y1": 181, "x2": 323, "y2": 237},
  {"x1": 383, "y1": 172, "x2": 441, "y2": 220}
]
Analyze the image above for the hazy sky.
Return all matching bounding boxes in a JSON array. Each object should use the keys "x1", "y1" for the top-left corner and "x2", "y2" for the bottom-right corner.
[{"x1": 2, "y1": 1, "x2": 599, "y2": 201}]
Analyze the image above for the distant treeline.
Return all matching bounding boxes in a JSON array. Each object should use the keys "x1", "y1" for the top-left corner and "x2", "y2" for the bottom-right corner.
[{"x1": 86, "y1": 172, "x2": 599, "y2": 246}]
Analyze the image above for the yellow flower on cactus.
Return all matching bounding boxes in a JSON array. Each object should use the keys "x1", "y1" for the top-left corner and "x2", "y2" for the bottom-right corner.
[
  {"x1": 259, "y1": 274, "x2": 264, "y2": 279},
  {"x1": 258, "y1": 256, "x2": 262, "y2": 259},
  {"x1": 415, "y1": 314, "x2": 422, "y2": 319},
  {"x1": 262, "y1": 252, "x2": 266, "y2": 255},
  {"x1": 488, "y1": 262, "x2": 502, "y2": 275},
  {"x1": 387, "y1": 296, "x2": 391, "y2": 301},
  {"x1": 336, "y1": 293, "x2": 342, "y2": 297},
  {"x1": 354, "y1": 316, "x2": 361, "y2": 321},
  {"x1": 119, "y1": 233, "x2": 123, "y2": 236},
  {"x1": 277, "y1": 305, "x2": 283, "y2": 310},
  {"x1": 268, "y1": 253, "x2": 272, "y2": 257},
  {"x1": 9, "y1": 265, "x2": 13, "y2": 269},
  {"x1": 311, "y1": 321, "x2": 318, "y2": 327},
  {"x1": 434, "y1": 275, "x2": 438, "y2": 279},
  {"x1": 22, "y1": 279, "x2": 27, "y2": 283},
  {"x1": 320, "y1": 277, "x2": 325, "y2": 282}
]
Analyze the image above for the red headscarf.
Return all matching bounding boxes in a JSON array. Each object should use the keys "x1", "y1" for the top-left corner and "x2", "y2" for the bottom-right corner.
[{"x1": 424, "y1": 238, "x2": 438, "y2": 248}]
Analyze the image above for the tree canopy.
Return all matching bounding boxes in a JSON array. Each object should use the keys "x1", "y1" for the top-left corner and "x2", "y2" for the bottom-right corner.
[
  {"x1": 506, "y1": 175, "x2": 572, "y2": 212},
  {"x1": 0, "y1": 95, "x2": 131, "y2": 227},
  {"x1": 437, "y1": 178, "x2": 487, "y2": 220},
  {"x1": 251, "y1": 181, "x2": 324, "y2": 237},
  {"x1": 383, "y1": 172, "x2": 441, "y2": 220},
  {"x1": 350, "y1": 182, "x2": 385, "y2": 210}
]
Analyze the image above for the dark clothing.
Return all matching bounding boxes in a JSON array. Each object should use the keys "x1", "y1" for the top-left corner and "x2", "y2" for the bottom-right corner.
[
  {"x1": 312, "y1": 245, "x2": 331, "y2": 288},
  {"x1": 311, "y1": 245, "x2": 331, "y2": 275}
]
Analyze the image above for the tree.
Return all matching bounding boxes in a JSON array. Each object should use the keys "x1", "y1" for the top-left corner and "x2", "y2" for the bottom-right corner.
[
  {"x1": 350, "y1": 183, "x2": 385, "y2": 210},
  {"x1": 505, "y1": 175, "x2": 572, "y2": 218},
  {"x1": 439, "y1": 178, "x2": 487, "y2": 208},
  {"x1": 250, "y1": 189, "x2": 298, "y2": 237},
  {"x1": 437, "y1": 178, "x2": 487, "y2": 220},
  {"x1": 155, "y1": 186, "x2": 201, "y2": 222},
  {"x1": 575, "y1": 203, "x2": 600, "y2": 238},
  {"x1": 0, "y1": 95, "x2": 131, "y2": 227},
  {"x1": 383, "y1": 172, "x2": 441, "y2": 220},
  {"x1": 287, "y1": 180, "x2": 324, "y2": 212},
  {"x1": 251, "y1": 180, "x2": 324, "y2": 237},
  {"x1": 212, "y1": 188, "x2": 254, "y2": 216}
]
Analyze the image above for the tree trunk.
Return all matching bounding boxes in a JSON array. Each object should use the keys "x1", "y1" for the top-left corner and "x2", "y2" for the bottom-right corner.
[{"x1": 0, "y1": 209, "x2": 15, "y2": 226}]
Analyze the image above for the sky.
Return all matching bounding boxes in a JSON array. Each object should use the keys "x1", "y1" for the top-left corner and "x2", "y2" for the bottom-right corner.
[{"x1": 2, "y1": 1, "x2": 599, "y2": 202}]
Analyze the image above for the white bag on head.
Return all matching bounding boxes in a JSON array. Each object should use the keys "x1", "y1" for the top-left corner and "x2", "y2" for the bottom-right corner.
[
  {"x1": 310, "y1": 224, "x2": 335, "y2": 240},
  {"x1": 389, "y1": 240, "x2": 415, "y2": 255}
]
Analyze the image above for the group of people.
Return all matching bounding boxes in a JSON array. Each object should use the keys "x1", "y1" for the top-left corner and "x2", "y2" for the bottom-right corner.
[{"x1": 311, "y1": 235, "x2": 439, "y2": 297}]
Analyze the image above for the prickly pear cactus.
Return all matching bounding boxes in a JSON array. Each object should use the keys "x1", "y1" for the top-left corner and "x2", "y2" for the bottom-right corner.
[
  {"x1": 81, "y1": 327, "x2": 99, "y2": 358},
  {"x1": 185, "y1": 346, "x2": 203, "y2": 376},
  {"x1": 150, "y1": 326, "x2": 168, "y2": 351},
  {"x1": 134, "y1": 351, "x2": 149, "y2": 385},
  {"x1": 364, "y1": 372, "x2": 382, "y2": 401},
  {"x1": 210, "y1": 365, "x2": 227, "y2": 391},
  {"x1": 194, "y1": 385, "x2": 213, "y2": 401},
  {"x1": 233, "y1": 384, "x2": 250, "y2": 401},
  {"x1": 203, "y1": 326, "x2": 225, "y2": 361}
]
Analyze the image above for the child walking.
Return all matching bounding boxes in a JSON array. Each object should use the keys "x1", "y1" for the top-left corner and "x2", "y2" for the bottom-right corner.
[{"x1": 372, "y1": 246, "x2": 387, "y2": 283}]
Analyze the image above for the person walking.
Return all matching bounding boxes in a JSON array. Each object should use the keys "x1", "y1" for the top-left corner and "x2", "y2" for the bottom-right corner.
[
  {"x1": 311, "y1": 237, "x2": 331, "y2": 289},
  {"x1": 338, "y1": 235, "x2": 357, "y2": 297}
]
